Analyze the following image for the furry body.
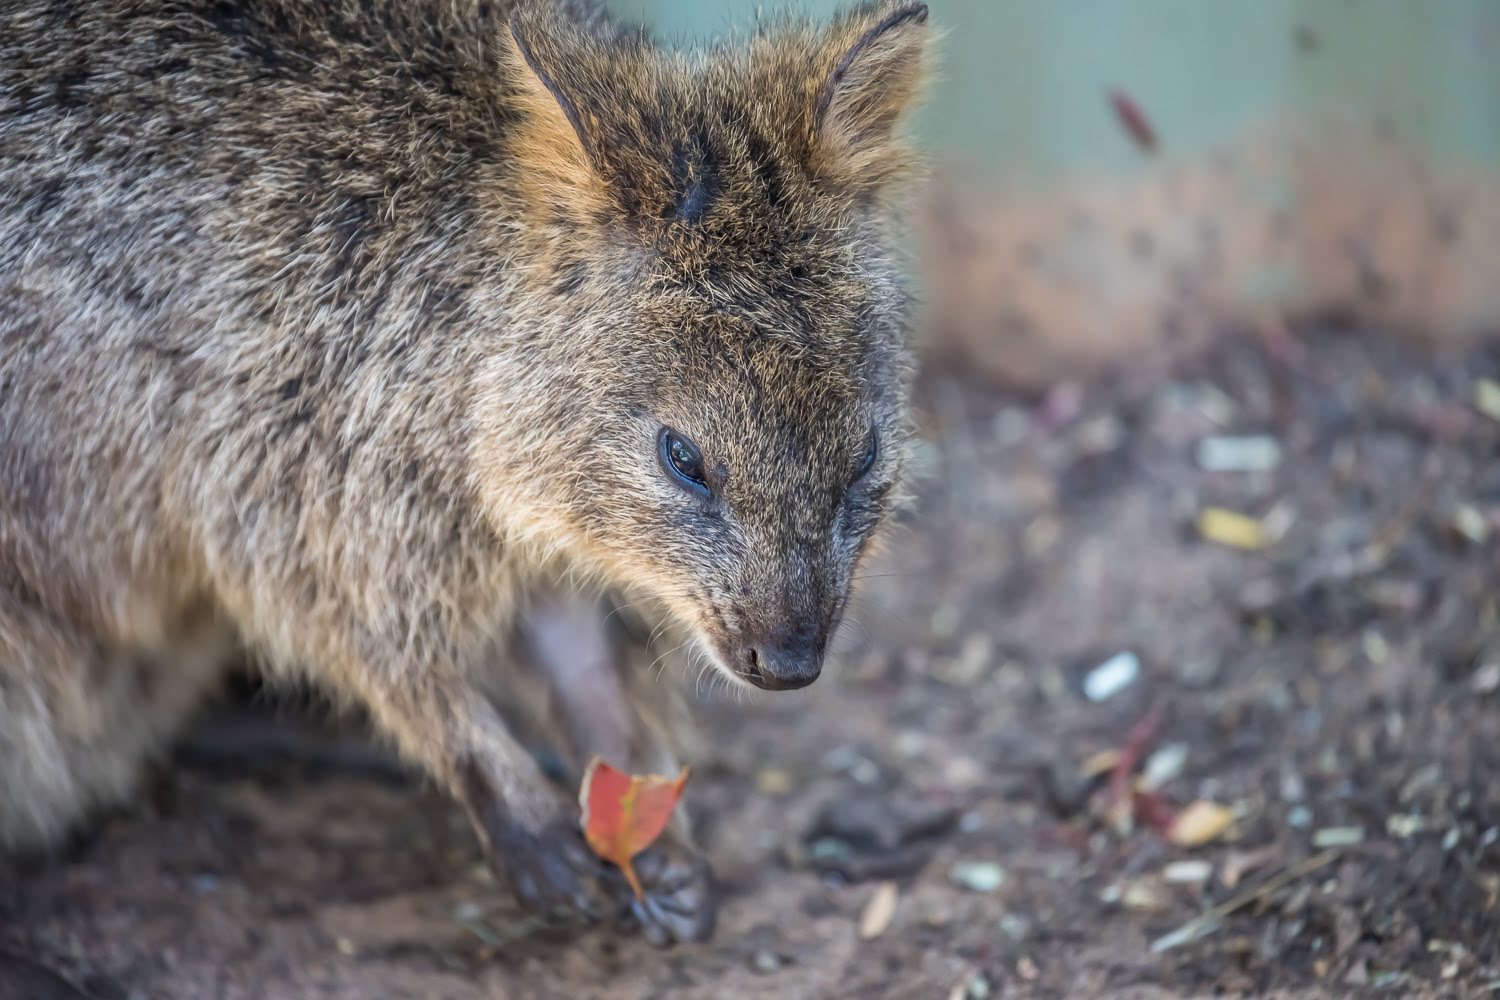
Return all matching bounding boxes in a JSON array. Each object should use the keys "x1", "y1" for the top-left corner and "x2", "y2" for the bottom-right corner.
[{"x1": 0, "y1": 0, "x2": 928, "y2": 940}]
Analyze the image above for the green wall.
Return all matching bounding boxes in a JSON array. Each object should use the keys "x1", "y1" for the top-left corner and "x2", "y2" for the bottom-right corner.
[{"x1": 612, "y1": 0, "x2": 1500, "y2": 182}]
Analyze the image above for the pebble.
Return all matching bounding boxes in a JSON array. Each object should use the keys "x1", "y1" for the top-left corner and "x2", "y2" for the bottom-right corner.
[
  {"x1": 1141, "y1": 743, "x2": 1190, "y2": 790},
  {"x1": 999, "y1": 913, "x2": 1032, "y2": 942},
  {"x1": 750, "y1": 949, "x2": 783, "y2": 974},
  {"x1": 1083, "y1": 651, "x2": 1139, "y2": 702},
  {"x1": 1453, "y1": 503, "x2": 1490, "y2": 544},
  {"x1": 1312, "y1": 825, "x2": 1365, "y2": 848},
  {"x1": 1162, "y1": 860, "x2": 1214, "y2": 884},
  {"x1": 929, "y1": 604, "x2": 961, "y2": 640},
  {"x1": 1386, "y1": 814, "x2": 1425, "y2": 838},
  {"x1": 948, "y1": 860, "x2": 1006, "y2": 893},
  {"x1": 1476, "y1": 378, "x2": 1500, "y2": 422},
  {"x1": 821, "y1": 745, "x2": 881, "y2": 786},
  {"x1": 1042, "y1": 761, "x2": 1092, "y2": 815},
  {"x1": 1472, "y1": 661, "x2": 1500, "y2": 694},
  {"x1": 1176, "y1": 655, "x2": 1221, "y2": 688},
  {"x1": 1196, "y1": 435, "x2": 1282, "y2": 472},
  {"x1": 810, "y1": 838, "x2": 854, "y2": 863},
  {"x1": 946, "y1": 972, "x2": 991, "y2": 1000},
  {"x1": 893, "y1": 729, "x2": 927, "y2": 759},
  {"x1": 1120, "y1": 878, "x2": 1169, "y2": 911}
]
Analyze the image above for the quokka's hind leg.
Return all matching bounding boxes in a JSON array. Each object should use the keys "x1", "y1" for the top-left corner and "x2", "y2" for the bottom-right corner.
[
  {"x1": 513, "y1": 592, "x2": 716, "y2": 945},
  {"x1": 0, "y1": 596, "x2": 233, "y2": 853}
]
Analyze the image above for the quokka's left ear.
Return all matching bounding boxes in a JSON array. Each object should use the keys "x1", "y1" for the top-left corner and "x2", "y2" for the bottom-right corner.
[
  {"x1": 807, "y1": 2, "x2": 933, "y2": 192},
  {"x1": 499, "y1": 2, "x2": 647, "y2": 222}
]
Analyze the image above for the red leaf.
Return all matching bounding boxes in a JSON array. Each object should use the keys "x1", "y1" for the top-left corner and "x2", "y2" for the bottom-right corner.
[
  {"x1": 1132, "y1": 789, "x2": 1180, "y2": 837},
  {"x1": 1105, "y1": 705, "x2": 1164, "y2": 827},
  {"x1": 578, "y1": 757, "x2": 690, "y2": 901},
  {"x1": 1108, "y1": 88, "x2": 1158, "y2": 153}
]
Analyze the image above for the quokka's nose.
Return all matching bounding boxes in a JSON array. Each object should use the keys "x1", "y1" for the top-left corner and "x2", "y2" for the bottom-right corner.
[{"x1": 738, "y1": 626, "x2": 824, "y2": 691}]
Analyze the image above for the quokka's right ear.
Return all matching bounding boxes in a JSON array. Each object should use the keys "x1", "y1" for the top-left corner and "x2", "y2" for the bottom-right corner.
[{"x1": 500, "y1": 5, "x2": 619, "y2": 217}]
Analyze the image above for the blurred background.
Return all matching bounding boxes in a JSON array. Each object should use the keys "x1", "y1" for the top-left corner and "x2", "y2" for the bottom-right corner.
[{"x1": 623, "y1": 0, "x2": 1500, "y2": 389}]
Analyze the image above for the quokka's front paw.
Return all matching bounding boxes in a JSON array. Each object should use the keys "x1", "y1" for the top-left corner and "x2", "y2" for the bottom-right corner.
[
  {"x1": 459, "y1": 760, "x2": 716, "y2": 943},
  {"x1": 494, "y1": 821, "x2": 719, "y2": 945},
  {"x1": 611, "y1": 835, "x2": 718, "y2": 946},
  {"x1": 495, "y1": 818, "x2": 616, "y2": 922},
  {"x1": 459, "y1": 760, "x2": 613, "y2": 924}
]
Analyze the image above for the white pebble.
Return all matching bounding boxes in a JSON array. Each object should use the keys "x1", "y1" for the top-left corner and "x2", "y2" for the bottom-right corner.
[
  {"x1": 948, "y1": 860, "x2": 1005, "y2": 893},
  {"x1": 1162, "y1": 860, "x2": 1213, "y2": 884},
  {"x1": 1312, "y1": 825, "x2": 1365, "y2": 848},
  {"x1": 1141, "y1": 743, "x2": 1190, "y2": 790},
  {"x1": 1196, "y1": 435, "x2": 1282, "y2": 472},
  {"x1": 1084, "y1": 652, "x2": 1140, "y2": 702}
]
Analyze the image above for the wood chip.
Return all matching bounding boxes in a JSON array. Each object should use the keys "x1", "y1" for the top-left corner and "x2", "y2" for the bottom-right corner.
[
  {"x1": 1080, "y1": 749, "x2": 1121, "y2": 778},
  {"x1": 755, "y1": 768, "x2": 792, "y2": 795},
  {"x1": 1169, "y1": 800, "x2": 1235, "y2": 846},
  {"x1": 1197, "y1": 507, "x2": 1267, "y2": 550},
  {"x1": 857, "y1": 881, "x2": 899, "y2": 940}
]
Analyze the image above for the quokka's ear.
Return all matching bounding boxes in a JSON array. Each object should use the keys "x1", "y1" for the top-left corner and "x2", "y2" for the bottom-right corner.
[
  {"x1": 809, "y1": 2, "x2": 932, "y2": 190},
  {"x1": 500, "y1": 5, "x2": 617, "y2": 216}
]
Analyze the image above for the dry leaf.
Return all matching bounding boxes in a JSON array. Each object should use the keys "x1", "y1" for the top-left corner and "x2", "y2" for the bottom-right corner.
[
  {"x1": 1197, "y1": 507, "x2": 1267, "y2": 550},
  {"x1": 1170, "y1": 800, "x2": 1235, "y2": 846},
  {"x1": 578, "y1": 757, "x2": 689, "y2": 901},
  {"x1": 1107, "y1": 88, "x2": 1158, "y2": 153},
  {"x1": 858, "y1": 881, "x2": 899, "y2": 940}
]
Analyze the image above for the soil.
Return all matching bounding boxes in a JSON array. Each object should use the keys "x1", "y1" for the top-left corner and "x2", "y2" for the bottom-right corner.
[{"x1": 4, "y1": 326, "x2": 1499, "y2": 999}]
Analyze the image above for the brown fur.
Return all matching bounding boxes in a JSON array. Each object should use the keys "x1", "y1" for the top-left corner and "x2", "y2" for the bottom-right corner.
[{"x1": 0, "y1": 0, "x2": 928, "y2": 925}]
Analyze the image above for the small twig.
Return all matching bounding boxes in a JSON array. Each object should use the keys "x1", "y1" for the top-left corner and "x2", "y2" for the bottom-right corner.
[{"x1": 1150, "y1": 849, "x2": 1341, "y2": 954}]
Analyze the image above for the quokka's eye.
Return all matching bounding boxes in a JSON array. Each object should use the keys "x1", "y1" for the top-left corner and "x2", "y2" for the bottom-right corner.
[
  {"x1": 658, "y1": 427, "x2": 711, "y2": 496},
  {"x1": 853, "y1": 424, "x2": 880, "y2": 482}
]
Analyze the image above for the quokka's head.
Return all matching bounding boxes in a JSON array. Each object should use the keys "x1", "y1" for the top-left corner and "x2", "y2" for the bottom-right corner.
[{"x1": 479, "y1": 0, "x2": 931, "y2": 691}]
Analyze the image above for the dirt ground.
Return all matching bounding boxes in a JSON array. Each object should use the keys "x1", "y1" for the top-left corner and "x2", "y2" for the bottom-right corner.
[{"x1": 4, "y1": 325, "x2": 1500, "y2": 999}]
